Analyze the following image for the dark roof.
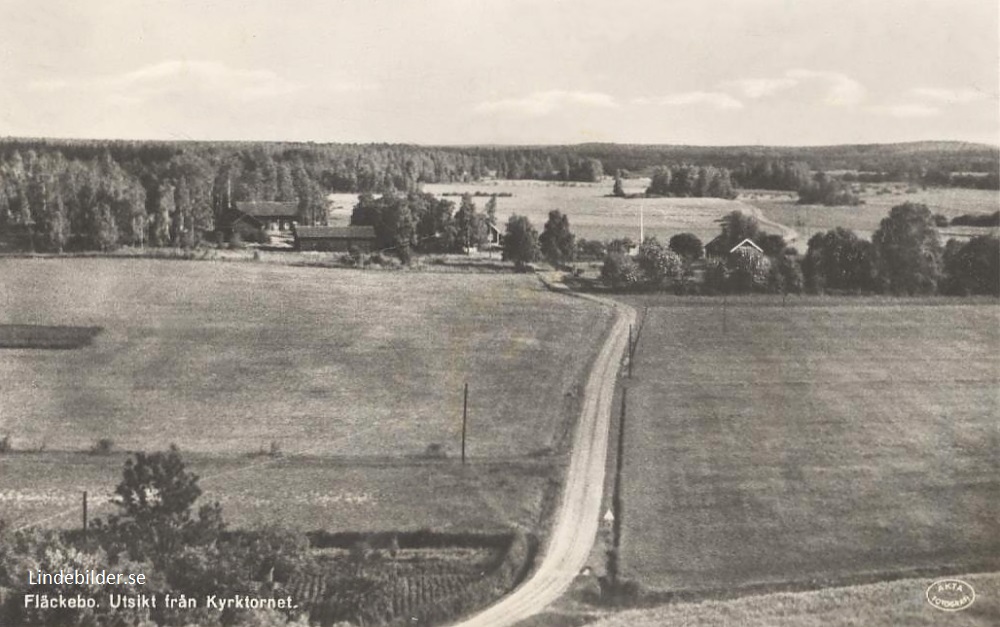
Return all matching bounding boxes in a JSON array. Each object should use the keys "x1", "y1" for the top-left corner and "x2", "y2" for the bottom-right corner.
[
  {"x1": 233, "y1": 201, "x2": 299, "y2": 219},
  {"x1": 294, "y1": 226, "x2": 376, "y2": 240}
]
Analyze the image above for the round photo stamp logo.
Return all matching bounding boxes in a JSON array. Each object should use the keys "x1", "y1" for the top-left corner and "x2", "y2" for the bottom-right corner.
[{"x1": 926, "y1": 579, "x2": 976, "y2": 612}]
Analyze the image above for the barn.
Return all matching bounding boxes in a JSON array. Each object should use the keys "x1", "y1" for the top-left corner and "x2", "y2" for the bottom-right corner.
[
  {"x1": 729, "y1": 238, "x2": 764, "y2": 255},
  {"x1": 294, "y1": 225, "x2": 377, "y2": 252},
  {"x1": 229, "y1": 201, "x2": 300, "y2": 233},
  {"x1": 484, "y1": 221, "x2": 502, "y2": 248}
]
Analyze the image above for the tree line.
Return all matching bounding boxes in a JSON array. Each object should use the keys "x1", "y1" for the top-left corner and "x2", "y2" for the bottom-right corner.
[
  {"x1": 644, "y1": 165, "x2": 737, "y2": 199},
  {"x1": 598, "y1": 203, "x2": 998, "y2": 297},
  {"x1": 1, "y1": 138, "x2": 996, "y2": 252},
  {"x1": 561, "y1": 141, "x2": 999, "y2": 182},
  {"x1": 350, "y1": 192, "x2": 499, "y2": 261}
]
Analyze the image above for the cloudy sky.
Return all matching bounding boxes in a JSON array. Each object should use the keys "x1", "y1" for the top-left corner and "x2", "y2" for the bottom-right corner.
[{"x1": 0, "y1": 0, "x2": 997, "y2": 145}]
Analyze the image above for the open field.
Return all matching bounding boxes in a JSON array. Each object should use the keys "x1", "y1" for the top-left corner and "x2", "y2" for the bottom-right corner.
[
  {"x1": 0, "y1": 451, "x2": 560, "y2": 532},
  {"x1": 585, "y1": 571, "x2": 1000, "y2": 627},
  {"x1": 422, "y1": 180, "x2": 775, "y2": 243},
  {"x1": 0, "y1": 258, "x2": 609, "y2": 456},
  {"x1": 745, "y1": 187, "x2": 999, "y2": 243},
  {"x1": 617, "y1": 299, "x2": 1000, "y2": 592},
  {"x1": 0, "y1": 258, "x2": 615, "y2": 533}
]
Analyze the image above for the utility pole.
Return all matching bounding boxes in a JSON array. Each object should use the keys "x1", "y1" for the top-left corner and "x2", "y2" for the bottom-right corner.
[
  {"x1": 609, "y1": 388, "x2": 627, "y2": 587},
  {"x1": 628, "y1": 324, "x2": 633, "y2": 378},
  {"x1": 639, "y1": 202, "x2": 644, "y2": 244},
  {"x1": 461, "y1": 382, "x2": 468, "y2": 465}
]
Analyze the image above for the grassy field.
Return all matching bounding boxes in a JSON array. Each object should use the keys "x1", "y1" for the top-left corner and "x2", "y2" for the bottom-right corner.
[
  {"x1": 584, "y1": 571, "x2": 999, "y2": 627},
  {"x1": 422, "y1": 179, "x2": 770, "y2": 243},
  {"x1": 328, "y1": 183, "x2": 997, "y2": 248},
  {"x1": 0, "y1": 258, "x2": 608, "y2": 456},
  {"x1": 0, "y1": 257, "x2": 611, "y2": 532},
  {"x1": 617, "y1": 299, "x2": 1000, "y2": 592},
  {"x1": 0, "y1": 451, "x2": 560, "y2": 532},
  {"x1": 745, "y1": 187, "x2": 999, "y2": 243}
]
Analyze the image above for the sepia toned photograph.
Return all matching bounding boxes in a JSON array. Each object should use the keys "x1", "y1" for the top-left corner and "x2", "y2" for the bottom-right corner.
[{"x1": 0, "y1": 1, "x2": 997, "y2": 625}]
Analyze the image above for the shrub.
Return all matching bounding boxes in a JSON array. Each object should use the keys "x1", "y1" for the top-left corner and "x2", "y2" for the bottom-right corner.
[
  {"x1": 89, "y1": 438, "x2": 115, "y2": 456},
  {"x1": 950, "y1": 211, "x2": 1000, "y2": 227},
  {"x1": 422, "y1": 443, "x2": 448, "y2": 459},
  {"x1": 941, "y1": 235, "x2": 1000, "y2": 295},
  {"x1": 668, "y1": 233, "x2": 704, "y2": 260},
  {"x1": 635, "y1": 237, "x2": 682, "y2": 287},
  {"x1": 600, "y1": 252, "x2": 640, "y2": 289}
]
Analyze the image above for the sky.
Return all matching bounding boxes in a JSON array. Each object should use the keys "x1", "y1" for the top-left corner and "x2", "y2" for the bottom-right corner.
[{"x1": 0, "y1": 0, "x2": 997, "y2": 146}]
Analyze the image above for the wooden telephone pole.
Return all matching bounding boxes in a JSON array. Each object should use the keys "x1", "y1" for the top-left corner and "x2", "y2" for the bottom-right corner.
[
  {"x1": 628, "y1": 324, "x2": 635, "y2": 378},
  {"x1": 461, "y1": 383, "x2": 468, "y2": 465}
]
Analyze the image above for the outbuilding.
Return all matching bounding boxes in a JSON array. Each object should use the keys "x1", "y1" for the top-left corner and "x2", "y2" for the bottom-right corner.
[
  {"x1": 230, "y1": 201, "x2": 299, "y2": 233},
  {"x1": 294, "y1": 225, "x2": 377, "y2": 253}
]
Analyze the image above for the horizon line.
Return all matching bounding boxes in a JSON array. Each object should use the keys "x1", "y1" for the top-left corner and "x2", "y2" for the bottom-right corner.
[{"x1": 0, "y1": 135, "x2": 998, "y2": 151}]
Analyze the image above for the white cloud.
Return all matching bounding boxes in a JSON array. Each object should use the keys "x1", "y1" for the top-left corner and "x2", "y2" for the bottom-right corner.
[
  {"x1": 911, "y1": 87, "x2": 990, "y2": 104},
  {"x1": 725, "y1": 77, "x2": 798, "y2": 99},
  {"x1": 28, "y1": 60, "x2": 313, "y2": 103},
  {"x1": 632, "y1": 91, "x2": 744, "y2": 110},
  {"x1": 717, "y1": 69, "x2": 866, "y2": 107},
  {"x1": 785, "y1": 69, "x2": 866, "y2": 106},
  {"x1": 473, "y1": 90, "x2": 618, "y2": 116},
  {"x1": 871, "y1": 103, "x2": 941, "y2": 118}
]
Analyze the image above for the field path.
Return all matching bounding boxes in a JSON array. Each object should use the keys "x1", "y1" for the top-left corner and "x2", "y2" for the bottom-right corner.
[
  {"x1": 451, "y1": 286, "x2": 636, "y2": 627},
  {"x1": 744, "y1": 202, "x2": 800, "y2": 244}
]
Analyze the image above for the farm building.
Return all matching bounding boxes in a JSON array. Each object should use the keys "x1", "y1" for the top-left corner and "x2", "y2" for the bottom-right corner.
[
  {"x1": 485, "y1": 221, "x2": 502, "y2": 248},
  {"x1": 729, "y1": 238, "x2": 763, "y2": 255},
  {"x1": 705, "y1": 236, "x2": 764, "y2": 258},
  {"x1": 229, "y1": 201, "x2": 300, "y2": 233},
  {"x1": 294, "y1": 225, "x2": 376, "y2": 252}
]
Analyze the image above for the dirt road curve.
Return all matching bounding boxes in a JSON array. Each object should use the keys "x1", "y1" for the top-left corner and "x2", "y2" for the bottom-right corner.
[
  {"x1": 451, "y1": 293, "x2": 636, "y2": 627},
  {"x1": 744, "y1": 203, "x2": 800, "y2": 244}
]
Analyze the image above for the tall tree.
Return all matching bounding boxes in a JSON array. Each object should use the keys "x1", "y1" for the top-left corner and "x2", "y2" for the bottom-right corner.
[
  {"x1": 485, "y1": 195, "x2": 498, "y2": 225},
  {"x1": 668, "y1": 233, "x2": 704, "y2": 260},
  {"x1": 502, "y1": 214, "x2": 540, "y2": 270},
  {"x1": 768, "y1": 252, "x2": 804, "y2": 301},
  {"x1": 601, "y1": 251, "x2": 640, "y2": 289},
  {"x1": 539, "y1": 210, "x2": 575, "y2": 266},
  {"x1": 636, "y1": 237, "x2": 682, "y2": 286},
  {"x1": 45, "y1": 191, "x2": 69, "y2": 253},
  {"x1": 707, "y1": 210, "x2": 760, "y2": 256},
  {"x1": 872, "y1": 202, "x2": 942, "y2": 294},
  {"x1": 152, "y1": 183, "x2": 174, "y2": 247},
  {"x1": 803, "y1": 227, "x2": 878, "y2": 293},
  {"x1": 454, "y1": 194, "x2": 486, "y2": 251},
  {"x1": 728, "y1": 245, "x2": 772, "y2": 292},
  {"x1": 612, "y1": 171, "x2": 626, "y2": 197},
  {"x1": 91, "y1": 202, "x2": 118, "y2": 251},
  {"x1": 942, "y1": 235, "x2": 999, "y2": 295}
]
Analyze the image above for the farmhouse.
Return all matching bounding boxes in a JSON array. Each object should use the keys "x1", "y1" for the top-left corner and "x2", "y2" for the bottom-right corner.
[
  {"x1": 227, "y1": 201, "x2": 300, "y2": 234},
  {"x1": 294, "y1": 225, "x2": 377, "y2": 252},
  {"x1": 705, "y1": 236, "x2": 763, "y2": 258},
  {"x1": 485, "y1": 221, "x2": 502, "y2": 248},
  {"x1": 729, "y1": 238, "x2": 763, "y2": 254}
]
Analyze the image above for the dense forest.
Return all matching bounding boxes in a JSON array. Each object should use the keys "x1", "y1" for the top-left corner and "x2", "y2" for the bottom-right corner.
[
  {"x1": 0, "y1": 138, "x2": 996, "y2": 252},
  {"x1": 547, "y1": 141, "x2": 1000, "y2": 181}
]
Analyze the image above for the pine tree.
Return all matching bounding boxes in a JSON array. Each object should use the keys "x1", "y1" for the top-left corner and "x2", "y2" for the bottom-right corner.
[{"x1": 612, "y1": 172, "x2": 626, "y2": 197}]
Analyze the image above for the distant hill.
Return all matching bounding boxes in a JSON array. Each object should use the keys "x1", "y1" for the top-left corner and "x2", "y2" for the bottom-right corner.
[{"x1": 508, "y1": 140, "x2": 1000, "y2": 175}]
